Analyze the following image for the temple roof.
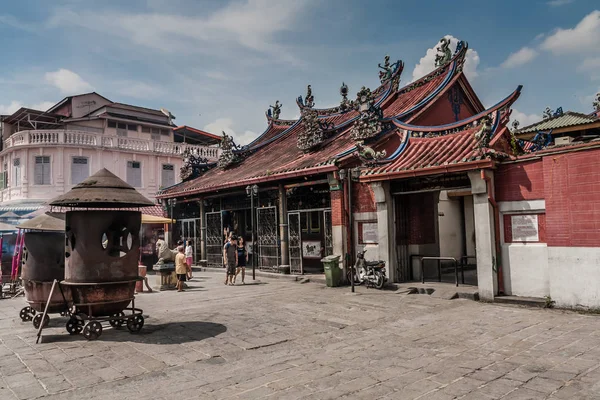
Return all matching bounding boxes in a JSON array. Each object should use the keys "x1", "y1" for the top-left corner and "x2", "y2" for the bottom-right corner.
[
  {"x1": 158, "y1": 40, "x2": 506, "y2": 198},
  {"x1": 360, "y1": 86, "x2": 522, "y2": 182},
  {"x1": 515, "y1": 111, "x2": 600, "y2": 137}
]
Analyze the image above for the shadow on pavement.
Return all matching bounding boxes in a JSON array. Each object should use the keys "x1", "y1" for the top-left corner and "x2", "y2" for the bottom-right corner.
[{"x1": 41, "y1": 320, "x2": 227, "y2": 344}]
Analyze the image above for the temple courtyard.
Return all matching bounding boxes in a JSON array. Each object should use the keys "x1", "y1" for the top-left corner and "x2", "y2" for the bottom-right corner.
[{"x1": 1, "y1": 273, "x2": 600, "y2": 399}]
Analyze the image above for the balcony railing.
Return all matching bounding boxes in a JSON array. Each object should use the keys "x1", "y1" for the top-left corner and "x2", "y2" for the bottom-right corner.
[{"x1": 3, "y1": 130, "x2": 221, "y2": 160}]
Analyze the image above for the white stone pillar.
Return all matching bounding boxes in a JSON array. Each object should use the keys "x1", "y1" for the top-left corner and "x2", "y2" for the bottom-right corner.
[
  {"x1": 468, "y1": 170, "x2": 497, "y2": 301},
  {"x1": 371, "y1": 181, "x2": 398, "y2": 282}
]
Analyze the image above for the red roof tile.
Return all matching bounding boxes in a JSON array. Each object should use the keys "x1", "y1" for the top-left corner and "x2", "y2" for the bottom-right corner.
[{"x1": 362, "y1": 129, "x2": 495, "y2": 181}]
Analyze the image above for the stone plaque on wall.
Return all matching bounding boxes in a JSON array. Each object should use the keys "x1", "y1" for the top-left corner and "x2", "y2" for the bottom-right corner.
[
  {"x1": 511, "y1": 214, "x2": 539, "y2": 242},
  {"x1": 359, "y1": 221, "x2": 378, "y2": 244}
]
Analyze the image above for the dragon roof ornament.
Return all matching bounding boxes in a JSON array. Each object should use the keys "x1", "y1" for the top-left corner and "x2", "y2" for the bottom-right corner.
[
  {"x1": 435, "y1": 37, "x2": 452, "y2": 68},
  {"x1": 298, "y1": 108, "x2": 326, "y2": 152},
  {"x1": 355, "y1": 140, "x2": 387, "y2": 166},
  {"x1": 267, "y1": 100, "x2": 282, "y2": 120},
  {"x1": 180, "y1": 147, "x2": 210, "y2": 181},
  {"x1": 350, "y1": 86, "x2": 384, "y2": 142},
  {"x1": 217, "y1": 131, "x2": 241, "y2": 169}
]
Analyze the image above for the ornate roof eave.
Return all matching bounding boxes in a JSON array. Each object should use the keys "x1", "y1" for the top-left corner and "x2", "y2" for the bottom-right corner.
[
  {"x1": 264, "y1": 112, "x2": 297, "y2": 127},
  {"x1": 390, "y1": 85, "x2": 523, "y2": 134}
]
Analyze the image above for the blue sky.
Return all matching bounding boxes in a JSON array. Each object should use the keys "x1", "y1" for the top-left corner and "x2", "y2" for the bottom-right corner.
[{"x1": 1, "y1": 0, "x2": 599, "y2": 144}]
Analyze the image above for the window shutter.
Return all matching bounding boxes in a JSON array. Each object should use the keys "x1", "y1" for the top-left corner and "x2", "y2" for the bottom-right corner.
[
  {"x1": 127, "y1": 161, "x2": 142, "y2": 187},
  {"x1": 34, "y1": 157, "x2": 44, "y2": 185},
  {"x1": 0, "y1": 172, "x2": 5, "y2": 189},
  {"x1": 43, "y1": 157, "x2": 50, "y2": 185},
  {"x1": 71, "y1": 157, "x2": 89, "y2": 185},
  {"x1": 161, "y1": 164, "x2": 175, "y2": 188},
  {"x1": 13, "y1": 159, "x2": 20, "y2": 187}
]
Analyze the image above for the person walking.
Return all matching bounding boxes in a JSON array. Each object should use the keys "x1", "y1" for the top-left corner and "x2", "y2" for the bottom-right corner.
[
  {"x1": 185, "y1": 240, "x2": 194, "y2": 280},
  {"x1": 223, "y1": 235, "x2": 238, "y2": 286},
  {"x1": 234, "y1": 237, "x2": 248, "y2": 284},
  {"x1": 175, "y1": 246, "x2": 188, "y2": 292}
]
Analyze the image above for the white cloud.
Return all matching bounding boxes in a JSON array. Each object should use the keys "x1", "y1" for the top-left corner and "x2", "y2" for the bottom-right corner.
[
  {"x1": 112, "y1": 81, "x2": 163, "y2": 99},
  {"x1": 44, "y1": 69, "x2": 93, "y2": 94},
  {"x1": 547, "y1": 0, "x2": 575, "y2": 7},
  {"x1": 501, "y1": 47, "x2": 538, "y2": 68},
  {"x1": 511, "y1": 109, "x2": 542, "y2": 129},
  {"x1": 0, "y1": 100, "x2": 55, "y2": 114},
  {"x1": 48, "y1": 0, "x2": 310, "y2": 63},
  {"x1": 31, "y1": 101, "x2": 55, "y2": 111},
  {"x1": 0, "y1": 14, "x2": 36, "y2": 32},
  {"x1": 411, "y1": 35, "x2": 480, "y2": 82},
  {"x1": 540, "y1": 10, "x2": 600, "y2": 54},
  {"x1": 0, "y1": 101, "x2": 24, "y2": 115},
  {"x1": 204, "y1": 117, "x2": 258, "y2": 146},
  {"x1": 577, "y1": 57, "x2": 600, "y2": 80}
]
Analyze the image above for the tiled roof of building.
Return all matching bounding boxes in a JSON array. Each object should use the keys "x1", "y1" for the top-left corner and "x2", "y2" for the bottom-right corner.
[
  {"x1": 515, "y1": 111, "x2": 599, "y2": 135},
  {"x1": 361, "y1": 86, "x2": 522, "y2": 182},
  {"x1": 158, "y1": 41, "x2": 481, "y2": 198}
]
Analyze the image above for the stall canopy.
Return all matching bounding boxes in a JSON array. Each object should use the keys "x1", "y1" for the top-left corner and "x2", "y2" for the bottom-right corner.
[
  {"x1": 141, "y1": 214, "x2": 174, "y2": 224},
  {"x1": 0, "y1": 222, "x2": 17, "y2": 232},
  {"x1": 17, "y1": 212, "x2": 65, "y2": 232}
]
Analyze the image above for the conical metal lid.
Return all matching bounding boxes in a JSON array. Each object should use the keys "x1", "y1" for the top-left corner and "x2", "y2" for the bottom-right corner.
[
  {"x1": 17, "y1": 212, "x2": 65, "y2": 232},
  {"x1": 49, "y1": 168, "x2": 154, "y2": 208}
]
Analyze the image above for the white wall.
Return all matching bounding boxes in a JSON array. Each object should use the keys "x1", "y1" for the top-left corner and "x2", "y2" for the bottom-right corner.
[
  {"x1": 548, "y1": 247, "x2": 600, "y2": 308},
  {"x1": 501, "y1": 243, "x2": 549, "y2": 297},
  {"x1": 0, "y1": 146, "x2": 182, "y2": 203},
  {"x1": 499, "y1": 200, "x2": 548, "y2": 298},
  {"x1": 438, "y1": 190, "x2": 463, "y2": 260}
]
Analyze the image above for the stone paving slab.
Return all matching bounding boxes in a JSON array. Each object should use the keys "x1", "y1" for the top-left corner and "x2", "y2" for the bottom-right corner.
[{"x1": 2, "y1": 272, "x2": 600, "y2": 398}]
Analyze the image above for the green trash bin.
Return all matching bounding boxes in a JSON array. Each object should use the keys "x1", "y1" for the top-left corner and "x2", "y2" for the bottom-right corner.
[{"x1": 322, "y1": 255, "x2": 342, "y2": 287}]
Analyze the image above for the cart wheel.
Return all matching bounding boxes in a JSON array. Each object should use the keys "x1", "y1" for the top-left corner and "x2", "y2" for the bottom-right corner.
[
  {"x1": 33, "y1": 313, "x2": 50, "y2": 329},
  {"x1": 109, "y1": 312, "x2": 125, "y2": 328},
  {"x1": 19, "y1": 307, "x2": 33, "y2": 322},
  {"x1": 82, "y1": 321, "x2": 102, "y2": 340},
  {"x1": 66, "y1": 318, "x2": 83, "y2": 335},
  {"x1": 126, "y1": 315, "x2": 144, "y2": 333}
]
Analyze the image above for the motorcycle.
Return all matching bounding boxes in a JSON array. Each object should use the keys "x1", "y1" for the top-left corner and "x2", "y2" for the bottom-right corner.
[{"x1": 347, "y1": 249, "x2": 387, "y2": 289}]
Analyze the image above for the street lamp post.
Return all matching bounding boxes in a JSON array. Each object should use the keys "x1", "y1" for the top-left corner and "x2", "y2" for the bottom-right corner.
[
  {"x1": 339, "y1": 169, "x2": 354, "y2": 293},
  {"x1": 246, "y1": 184, "x2": 259, "y2": 280}
]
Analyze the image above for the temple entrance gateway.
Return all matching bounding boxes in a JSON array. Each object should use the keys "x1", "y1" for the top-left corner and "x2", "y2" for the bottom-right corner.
[
  {"x1": 257, "y1": 206, "x2": 279, "y2": 271},
  {"x1": 205, "y1": 211, "x2": 223, "y2": 267},
  {"x1": 392, "y1": 174, "x2": 478, "y2": 286},
  {"x1": 179, "y1": 218, "x2": 200, "y2": 263},
  {"x1": 287, "y1": 209, "x2": 333, "y2": 274}
]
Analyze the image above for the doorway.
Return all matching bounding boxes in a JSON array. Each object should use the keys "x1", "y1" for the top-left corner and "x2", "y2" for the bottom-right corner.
[
  {"x1": 288, "y1": 209, "x2": 332, "y2": 274},
  {"x1": 179, "y1": 218, "x2": 200, "y2": 265}
]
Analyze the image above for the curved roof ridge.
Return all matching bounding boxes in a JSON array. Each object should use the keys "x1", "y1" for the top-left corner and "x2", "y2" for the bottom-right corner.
[
  {"x1": 391, "y1": 85, "x2": 523, "y2": 132},
  {"x1": 395, "y1": 40, "x2": 468, "y2": 96}
]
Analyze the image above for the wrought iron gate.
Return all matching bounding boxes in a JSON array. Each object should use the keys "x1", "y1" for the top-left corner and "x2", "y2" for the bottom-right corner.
[
  {"x1": 205, "y1": 211, "x2": 223, "y2": 267},
  {"x1": 257, "y1": 206, "x2": 279, "y2": 271},
  {"x1": 180, "y1": 218, "x2": 200, "y2": 264},
  {"x1": 323, "y1": 209, "x2": 333, "y2": 257},
  {"x1": 288, "y1": 212, "x2": 302, "y2": 274}
]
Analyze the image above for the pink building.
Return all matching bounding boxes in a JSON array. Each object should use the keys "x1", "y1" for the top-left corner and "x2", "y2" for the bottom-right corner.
[{"x1": 0, "y1": 92, "x2": 220, "y2": 222}]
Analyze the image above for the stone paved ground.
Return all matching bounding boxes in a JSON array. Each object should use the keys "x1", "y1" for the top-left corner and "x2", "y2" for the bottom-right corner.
[{"x1": 2, "y1": 272, "x2": 600, "y2": 399}]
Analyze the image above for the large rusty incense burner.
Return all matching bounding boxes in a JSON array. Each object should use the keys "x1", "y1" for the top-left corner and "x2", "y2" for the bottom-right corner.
[
  {"x1": 48, "y1": 168, "x2": 153, "y2": 340},
  {"x1": 18, "y1": 213, "x2": 72, "y2": 329}
]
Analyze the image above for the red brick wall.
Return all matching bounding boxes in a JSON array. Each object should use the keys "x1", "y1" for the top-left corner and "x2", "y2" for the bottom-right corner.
[
  {"x1": 352, "y1": 183, "x2": 376, "y2": 213},
  {"x1": 503, "y1": 213, "x2": 546, "y2": 243},
  {"x1": 497, "y1": 148, "x2": 600, "y2": 247},
  {"x1": 495, "y1": 160, "x2": 545, "y2": 202},
  {"x1": 544, "y1": 151, "x2": 600, "y2": 247},
  {"x1": 395, "y1": 193, "x2": 436, "y2": 245},
  {"x1": 330, "y1": 190, "x2": 345, "y2": 227}
]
